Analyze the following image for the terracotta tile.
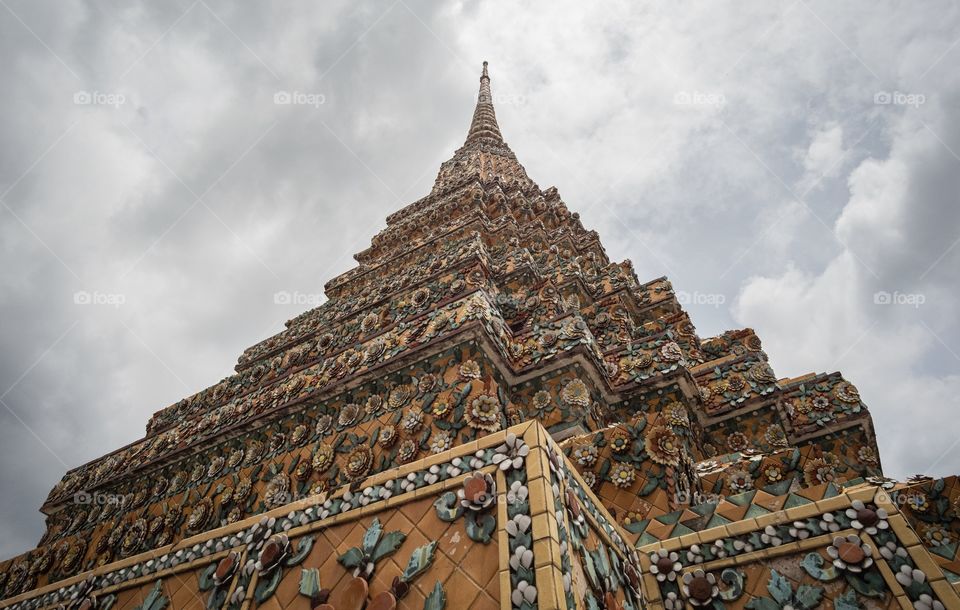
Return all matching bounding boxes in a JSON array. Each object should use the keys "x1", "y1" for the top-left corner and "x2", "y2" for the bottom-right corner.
[
  {"x1": 400, "y1": 498, "x2": 435, "y2": 524},
  {"x1": 713, "y1": 502, "x2": 747, "y2": 522},
  {"x1": 483, "y1": 566, "x2": 500, "y2": 599},
  {"x1": 437, "y1": 524, "x2": 471, "y2": 565},
  {"x1": 275, "y1": 565, "x2": 306, "y2": 608},
  {"x1": 171, "y1": 577, "x2": 205, "y2": 609},
  {"x1": 752, "y1": 490, "x2": 785, "y2": 513},
  {"x1": 444, "y1": 568, "x2": 481, "y2": 609},
  {"x1": 320, "y1": 549, "x2": 350, "y2": 591},
  {"x1": 457, "y1": 537, "x2": 500, "y2": 587},
  {"x1": 114, "y1": 587, "x2": 144, "y2": 610},
  {"x1": 384, "y1": 511, "x2": 416, "y2": 537},
  {"x1": 417, "y1": 512, "x2": 453, "y2": 544},
  {"x1": 338, "y1": 522, "x2": 368, "y2": 553},
  {"x1": 316, "y1": 523, "x2": 344, "y2": 548},
  {"x1": 257, "y1": 596, "x2": 284, "y2": 610},
  {"x1": 303, "y1": 530, "x2": 335, "y2": 560},
  {"x1": 469, "y1": 592, "x2": 499, "y2": 610},
  {"x1": 642, "y1": 519, "x2": 674, "y2": 541},
  {"x1": 163, "y1": 573, "x2": 185, "y2": 598}
]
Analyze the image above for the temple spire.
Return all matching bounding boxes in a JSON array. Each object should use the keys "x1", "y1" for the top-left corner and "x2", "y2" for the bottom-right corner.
[{"x1": 464, "y1": 61, "x2": 504, "y2": 146}]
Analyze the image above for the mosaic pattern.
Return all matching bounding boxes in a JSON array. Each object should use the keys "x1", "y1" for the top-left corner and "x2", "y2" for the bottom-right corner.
[{"x1": 2, "y1": 63, "x2": 958, "y2": 610}]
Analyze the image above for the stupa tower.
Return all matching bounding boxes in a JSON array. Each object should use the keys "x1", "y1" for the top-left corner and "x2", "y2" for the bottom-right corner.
[{"x1": 1, "y1": 63, "x2": 958, "y2": 610}]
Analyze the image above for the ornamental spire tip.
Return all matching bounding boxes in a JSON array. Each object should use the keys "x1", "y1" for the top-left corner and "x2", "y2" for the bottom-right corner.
[{"x1": 463, "y1": 60, "x2": 503, "y2": 145}]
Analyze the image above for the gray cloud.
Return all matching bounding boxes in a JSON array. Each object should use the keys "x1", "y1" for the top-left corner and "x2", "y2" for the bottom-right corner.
[{"x1": 2, "y1": 0, "x2": 959, "y2": 560}]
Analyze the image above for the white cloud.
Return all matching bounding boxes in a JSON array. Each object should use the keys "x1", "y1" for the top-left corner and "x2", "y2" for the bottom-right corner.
[{"x1": 796, "y1": 122, "x2": 845, "y2": 194}]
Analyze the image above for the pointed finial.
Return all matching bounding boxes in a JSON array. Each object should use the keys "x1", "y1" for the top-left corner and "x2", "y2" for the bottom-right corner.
[{"x1": 463, "y1": 60, "x2": 503, "y2": 146}]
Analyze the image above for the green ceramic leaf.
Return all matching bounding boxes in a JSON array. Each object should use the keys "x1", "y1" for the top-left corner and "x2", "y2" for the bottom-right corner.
[
  {"x1": 834, "y1": 589, "x2": 862, "y2": 610},
  {"x1": 718, "y1": 568, "x2": 745, "y2": 601},
  {"x1": 465, "y1": 512, "x2": 496, "y2": 543},
  {"x1": 299, "y1": 568, "x2": 321, "y2": 598},
  {"x1": 402, "y1": 541, "x2": 439, "y2": 583},
  {"x1": 794, "y1": 584, "x2": 823, "y2": 609},
  {"x1": 363, "y1": 518, "x2": 384, "y2": 554},
  {"x1": 254, "y1": 568, "x2": 284, "y2": 603},
  {"x1": 582, "y1": 547, "x2": 599, "y2": 591},
  {"x1": 338, "y1": 547, "x2": 364, "y2": 569},
  {"x1": 198, "y1": 562, "x2": 217, "y2": 591},
  {"x1": 639, "y1": 478, "x2": 658, "y2": 497},
  {"x1": 100, "y1": 594, "x2": 117, "y2": 610},
  {"x1": 206, "y1": 588, "x2": 227, "y2": 610},
  {"x1": 134, "y1": 580, "x2": 169, "y2": 610},
  {"x1": 598, "y1": 459, "x2": 611, "y2": 480},
  {"x1": 584, "y1": 592, "x2": 600, "y2": 610},
  {"x1": 372, "y1": 531, "x2": 407, "y2": 562},
  {"x1": 423, "y1": 580, "x2": 446, "y2": 610},
  {"x1": 433, "y1": 492, "x2": 463, "y2": 522},
  {"x1": 800, "y1": 552, "x2": 838, "y2": 582},
  {"x1": 287, "y1": 535, "x2": 315, "y2": 566},
  {"x1": 767, "y1": 571, "x2": 792, "y2": 606},
  {"x1": 845, "y1": 571, "x2": 887, "y2": 598},
  {"x1": 595, "y1": 546, "x2": 611, "y2": 578}
]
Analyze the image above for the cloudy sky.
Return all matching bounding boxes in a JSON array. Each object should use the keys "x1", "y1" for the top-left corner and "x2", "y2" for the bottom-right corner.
[{"x1": 2, "y1": 0, "x2": 959, "y2": 559}]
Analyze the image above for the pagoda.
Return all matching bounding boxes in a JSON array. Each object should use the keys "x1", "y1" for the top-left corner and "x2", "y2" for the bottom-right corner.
[{"x1": 1, "y1": 63, "x2": 958, "y2": 610}]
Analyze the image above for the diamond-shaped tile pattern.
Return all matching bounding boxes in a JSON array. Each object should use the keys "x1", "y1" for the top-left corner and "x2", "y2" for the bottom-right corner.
[{"x1": 253, "y1": 498, "x2": 499, "y2": 610}]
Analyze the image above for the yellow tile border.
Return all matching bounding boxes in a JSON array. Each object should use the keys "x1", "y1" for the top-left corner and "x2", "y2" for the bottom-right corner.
[
  {"x1": 95, "y1": 549, "x2": 232, "y2": 597},
  {"x1": 498, "y1": 570, "x2": 511, "y2": 610},
  {"x1": 888, "y1": 514, "x2": 922, "y2": 547},
  {"x1": 813, "y1": 493, "x2": 851, "y2": 515},
  {"x1": 496, "y1": 468, "x2": 511, "y2": 580},
  {"x1": 871, "y1": 543, "x2": 909, "y2": 601},
  {"x1": 673, "y1": 531, "x2": 842, "y2": 574},
  {"x1": 907, "y1": 543, "x2": 946, "y2": 584},
  {"x1": 930, "y1": 579, "x2": 960, "y2": 606}
]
